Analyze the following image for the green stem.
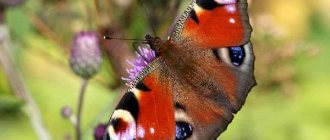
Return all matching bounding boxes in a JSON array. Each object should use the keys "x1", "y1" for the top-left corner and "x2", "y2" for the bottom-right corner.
[
  {"x1": 76, "y1": 79, "x2": 89, "y2": 140},
  {"x1": 0, "y1": 24, "x2": 51, "y2": 140}
]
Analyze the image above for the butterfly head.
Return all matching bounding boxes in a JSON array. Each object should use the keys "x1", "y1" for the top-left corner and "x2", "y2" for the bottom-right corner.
[{"x1": 145, "y1": 34, "x2": 173, "y2": 56}]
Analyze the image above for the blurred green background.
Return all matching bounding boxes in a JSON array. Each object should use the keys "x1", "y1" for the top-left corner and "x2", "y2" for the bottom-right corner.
[{"x1": 0, "y1": 0, "x2": 329, "y2": 140}]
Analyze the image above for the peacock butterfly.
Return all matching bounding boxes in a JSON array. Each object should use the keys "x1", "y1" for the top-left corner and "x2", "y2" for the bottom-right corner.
[{"x1": 104, "y1": 0, "x2": 256, "y2": 139}]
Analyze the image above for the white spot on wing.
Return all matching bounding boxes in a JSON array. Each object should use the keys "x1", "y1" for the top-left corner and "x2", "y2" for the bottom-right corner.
[
  {"x1": 229, "y1": 18, "x2": 236, "y2": 24},
  {"x1": 131, "y1": 88, "x2": 142, "y2": 99},
  {"x1": 215, "y1": 0, "x2": 236, "y2": 4},
  {"x1": 150, "y1": 128, "x2": 155, "y2": 134},
  {"x1": 137, "y1": 125, "x2": 145, "y2": 138},
  {"x1": 194, "y1": 3, "x2": 203, "y2": 15}
]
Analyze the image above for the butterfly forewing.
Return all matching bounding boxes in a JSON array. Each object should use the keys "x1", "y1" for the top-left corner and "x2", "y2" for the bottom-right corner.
[{"x1": 171, "y1": 0, "x2": 251, "y2": 48}]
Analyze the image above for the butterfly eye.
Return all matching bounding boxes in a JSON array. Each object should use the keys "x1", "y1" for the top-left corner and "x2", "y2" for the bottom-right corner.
[
  {"x1": 228, "y1": 46, "x2": 245, "y2": 67},
  {"x1": 175, "y1": 121, "x2": 193, "y2": 140}
]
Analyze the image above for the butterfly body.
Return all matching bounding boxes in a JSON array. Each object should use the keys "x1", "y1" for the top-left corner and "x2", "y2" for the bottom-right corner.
[{"x1": 105, "y1": 0, "x2": 255, "y2": 139}]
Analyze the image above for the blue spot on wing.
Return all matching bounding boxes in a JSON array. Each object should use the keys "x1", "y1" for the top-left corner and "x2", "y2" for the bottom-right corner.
[{"x1": 228, "y1": 46, "x2": 245, "y2": 66}]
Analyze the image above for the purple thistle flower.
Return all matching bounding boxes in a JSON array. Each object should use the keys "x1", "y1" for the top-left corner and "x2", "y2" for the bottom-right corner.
[
  {"x1": 69, "y1": 31, "x2": 102, "y2": 79},
  {"x1": 0, "y1": 0, "x2": 25, "y2": 7},
  {"x1": 94, "y1": 123, "x2": 107, "y2": 140},
  {"x1": 122, "y1": 46, "x2": 156, "y2": 85}
]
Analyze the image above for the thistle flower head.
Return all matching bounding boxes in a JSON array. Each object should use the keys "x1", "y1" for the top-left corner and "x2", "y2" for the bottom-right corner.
[
  {"x1": 122, "y1": 46, "x2": 156, "y2": 85},
  {"x1": 69, "y1": 31, "x2": 102, "y2": 79}
]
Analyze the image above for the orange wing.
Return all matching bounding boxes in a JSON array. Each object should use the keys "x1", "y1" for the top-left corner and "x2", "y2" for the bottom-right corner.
[
  {"x1": 171, "y1": 0, "x2": 251, "y2": 48},
  {"x1": 106, "y1": 65, "x2": 175, "y2": 139},
  {"x1": 135, "y1": 72, "x2": 175, "y2": 139}
]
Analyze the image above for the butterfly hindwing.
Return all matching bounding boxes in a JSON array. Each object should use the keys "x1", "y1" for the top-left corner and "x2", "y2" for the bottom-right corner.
[{"x1": 160, "y1": 41, "x2": 256, "y2": 139}]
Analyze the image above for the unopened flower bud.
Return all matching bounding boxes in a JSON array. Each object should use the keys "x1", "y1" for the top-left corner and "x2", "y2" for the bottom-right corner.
[
  {"x1": 94, "y1": 123, "x2": 107, "y2": 140},
  {"x1": 61, "y1": 106, "x2": 72, "y2": 119},
  {"x1": 69, "y1": 31, "x2": 102, "y2": 79}
]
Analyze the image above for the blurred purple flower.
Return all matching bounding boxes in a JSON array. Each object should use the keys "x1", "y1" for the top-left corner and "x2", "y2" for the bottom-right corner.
[
  {"x1": 94, "y1": 123, "x2": 107, "y2": 140},
  {"x1": 0, "y1": 0, "x2": 25, "y2": 23},
  {"x1": 61, "y1": 106, "x2": 72, "y2": 119},
  {"x1": 69, "y1": 31, "x2": 102, "y2": 79},
  {"x1": 0, "y1": 0, "x2": 25, "y2": 7},
  {"x1": 122, "y1": 46, "x2": 156, "y2": 85}
]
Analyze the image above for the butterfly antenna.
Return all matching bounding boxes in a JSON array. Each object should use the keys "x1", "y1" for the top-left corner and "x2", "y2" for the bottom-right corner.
[
  {"x1": 103, "y1": 36, "x2": 147, "y2": 42},
  {"x1": 104, "y1": 35, "x2": 150, "y2": 61},
  {"x1": 138, "y1": 0, "x2": 157, "y2": 37}
]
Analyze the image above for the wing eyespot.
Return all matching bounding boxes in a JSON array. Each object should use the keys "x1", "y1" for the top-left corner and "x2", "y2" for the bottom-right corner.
[
  {"x1": 213, "y1": 42, "x2": 255, "y2": 75},
  {"x1": 175, "y1": 121, "x2": 193, "y2": 140},
  {"x1": 228, "y1": 46, "x2": 245, "y2": 67}
]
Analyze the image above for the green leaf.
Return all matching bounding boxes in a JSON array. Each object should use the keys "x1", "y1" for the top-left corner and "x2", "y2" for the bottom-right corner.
[{"x1": 0, "y1": 95, "x2": 24, "y2": 114}]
